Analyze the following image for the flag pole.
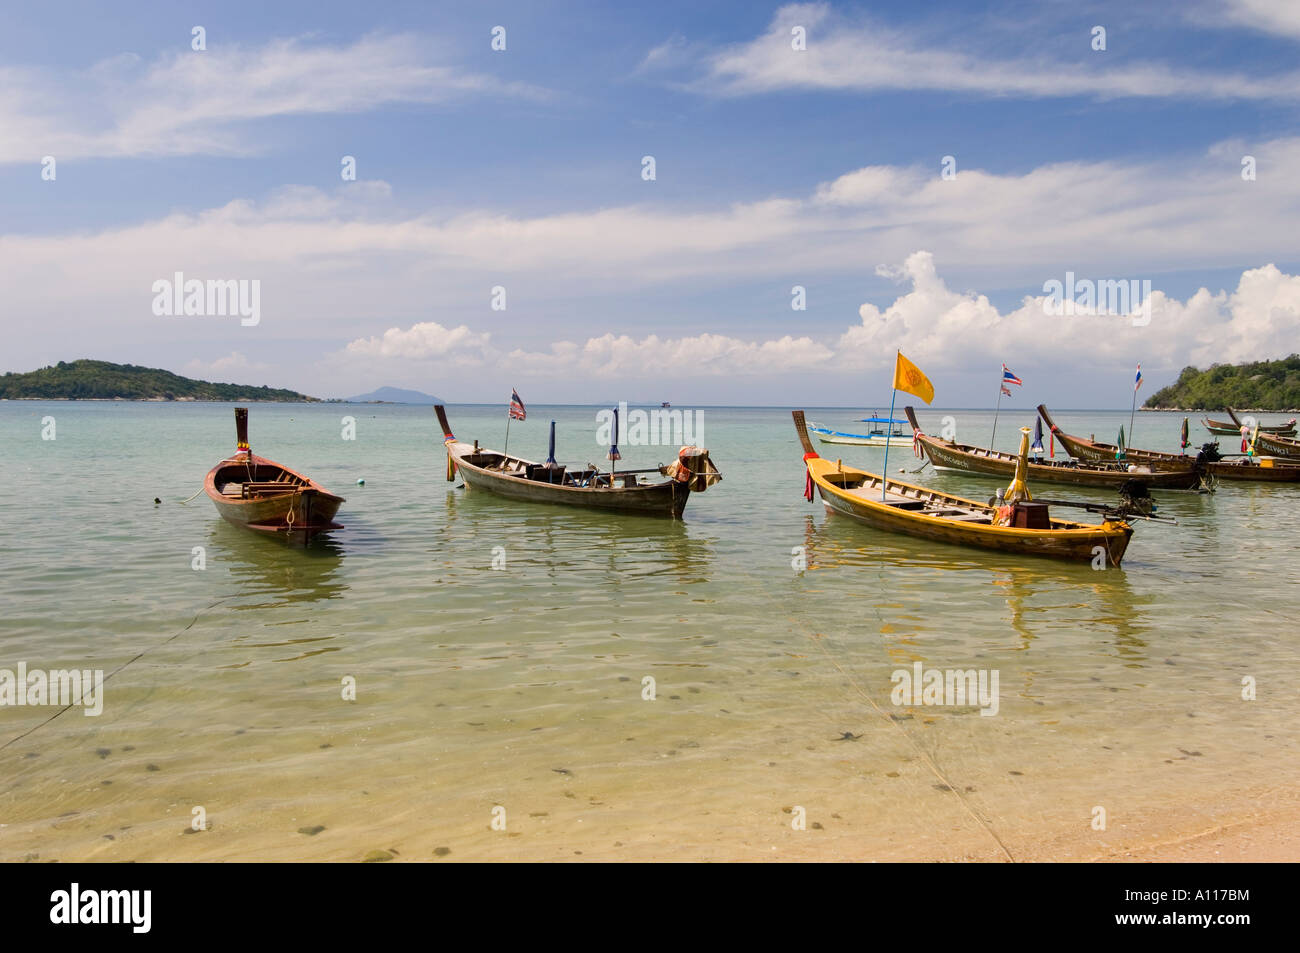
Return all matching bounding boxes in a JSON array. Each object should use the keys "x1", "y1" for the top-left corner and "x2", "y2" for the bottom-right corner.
[
  {"x1": 881, "y1": 353, "x2": 898, "y2": 501},
  {"x1": 1128, "y1": 382, "x2": 1138, "y2": 445},
  {"x1": 503, "y1": 393, "x2": 513, "y2": 460},
  {"x1": 990, "y1": 372, "x2": 1005, "y2": 449}
]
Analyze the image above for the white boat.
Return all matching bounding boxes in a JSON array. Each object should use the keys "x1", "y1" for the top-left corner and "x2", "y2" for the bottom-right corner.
[{"x1": 807, "y1": 416, "x2": 913, "y2": 448}]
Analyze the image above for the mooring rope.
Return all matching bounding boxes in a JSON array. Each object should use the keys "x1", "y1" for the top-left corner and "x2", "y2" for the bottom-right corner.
[{"x1": 0, "y1": 588, "x2": 247, "y2": 754}]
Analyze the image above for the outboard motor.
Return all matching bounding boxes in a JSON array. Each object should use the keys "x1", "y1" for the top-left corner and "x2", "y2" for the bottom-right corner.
[
  {"x1": 1116, "y1": 478, "x2": 1155, "y2": 518},
  {"x1": 1195, "y1": 441, "x2": 1223, "y2": 464},
  {"x1": 662, "y1": 446, "x2": 722, "y2": 491}
]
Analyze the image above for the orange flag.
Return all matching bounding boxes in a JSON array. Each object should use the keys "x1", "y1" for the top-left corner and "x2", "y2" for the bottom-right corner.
[{"x1": 892, "y1": 351, "x2": 934, "y2": 404}]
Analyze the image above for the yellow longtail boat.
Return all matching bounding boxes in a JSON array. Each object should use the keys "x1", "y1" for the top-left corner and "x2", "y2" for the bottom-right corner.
[{"x1": 793, "y1": 411, "x2": 1134, "y2": 565}]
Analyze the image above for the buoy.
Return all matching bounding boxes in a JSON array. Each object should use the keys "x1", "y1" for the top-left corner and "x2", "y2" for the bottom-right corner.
[{"x1": 356, "y1": 478, "x2": 365, "y2": 486}]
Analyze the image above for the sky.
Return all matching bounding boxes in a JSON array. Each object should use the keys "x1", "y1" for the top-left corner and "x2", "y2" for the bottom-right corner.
[{"x1": 2, "y1": 0, "x2": 1299, "y2": 406}]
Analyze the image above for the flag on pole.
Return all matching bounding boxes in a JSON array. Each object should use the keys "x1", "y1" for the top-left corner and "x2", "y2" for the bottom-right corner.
[
  {"x1": 1002, "y1": 365, "x2": 1023, "y2": 387},
  {"x1": 1032, "y1": 416, "x2": 1044, "y2": 456},
  {"x1": 509, "y1": 389, "x2": 526, "y2": 420},
  {"x1": 892, "y1": 352, "x2": 934, "y2": 404},
  {"x1": 1116, "y1": 425, "x2": 1126, "y2": 460},
  {"x1": 1000, "y1": 384, "x2": 1012, "y2": 397},
  {"x1": 1134, "y1": 363, "x2": 1142, "y2": 392}
]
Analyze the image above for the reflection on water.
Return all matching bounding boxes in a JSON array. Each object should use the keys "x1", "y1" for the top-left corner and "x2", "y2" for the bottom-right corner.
[
  {"x1": 444, "y1": 483, "x2": 717, "y2": 585},
  {"x1": 210, "y1": 520, "x2": 348, "y2": 608},
  {"x1": 2, "y1": 402, "x2": 1298, "y2": 862}
]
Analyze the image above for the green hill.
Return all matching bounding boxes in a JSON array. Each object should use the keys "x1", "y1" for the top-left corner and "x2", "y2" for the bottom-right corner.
[
  {"x1": 0, "y1": 360, "x2": 318, "y2": 402},
  {"x1": 1144, "y1": 356, "x2": 1300, "y2": 411}
]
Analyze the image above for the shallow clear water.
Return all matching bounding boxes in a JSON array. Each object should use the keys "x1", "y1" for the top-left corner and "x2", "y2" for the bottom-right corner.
[{"x1": 0, "y1": 401, "x2": 1296, "y2": 861}]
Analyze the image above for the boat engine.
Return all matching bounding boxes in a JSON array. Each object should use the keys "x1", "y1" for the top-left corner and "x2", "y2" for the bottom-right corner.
[
  {"x1": 1115, "y1": 478, "x2": 1155, "y2": 518},
  {"x1": 662, "y1": 446, "x2": 722, "y2": 491},
  {"x1": 1195, "y1": 441, "x2": 1223, "y2": 464}
]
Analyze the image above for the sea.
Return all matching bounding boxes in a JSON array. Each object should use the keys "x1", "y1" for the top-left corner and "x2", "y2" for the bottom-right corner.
[{"x1": 1, "y1": 401, "x2": 1296, "y2": 861}]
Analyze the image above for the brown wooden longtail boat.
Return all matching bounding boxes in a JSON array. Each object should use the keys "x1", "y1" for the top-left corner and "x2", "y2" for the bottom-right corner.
[
  {"x1": 1246, "y1": 428, "x2": 1300, "y2": 459},
  {"x1": 794, "y1": 411, "x2": 1136, "y2": 565},
  {"x1": 435, "y1": 405, "x2": 720, "y2": 518},
  {"x1": 204, "y1": 407, "x2": 344, "y2": 540},
  {"x1": 903, "y1": 407, "x2": 1204, "y2": 490},
  {"x1": 1201, "y1": 408, "x2": 1297, "y2": 437},
  {"x1": 1036, "y1": 404, "x2": 1192, "y2": 469}
]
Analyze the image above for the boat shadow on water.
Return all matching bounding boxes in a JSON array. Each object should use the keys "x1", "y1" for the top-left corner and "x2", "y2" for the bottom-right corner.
[
  {"x1": 794, "y1": 515, "x2": 1153, "y2": 665},
  {"x1": 442, "y1": 483, "x2": 717, "y2": 583},
  {"x1": 209, "y1": 519, "x2": 348, "y2": 607}
]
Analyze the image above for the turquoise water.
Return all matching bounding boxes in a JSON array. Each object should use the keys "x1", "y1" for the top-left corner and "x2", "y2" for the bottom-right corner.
[{"x1": 1, "y1": 401, "x2": 1296, "y2": 861}]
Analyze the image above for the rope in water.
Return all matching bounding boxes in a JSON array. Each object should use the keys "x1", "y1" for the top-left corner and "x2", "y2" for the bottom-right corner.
[
  {"x1": 0, "y1": 589, "x2": 246, "y2": 754},
  {"x1": 776, "y1": 502, "x2": 1016, "y2": 861}
]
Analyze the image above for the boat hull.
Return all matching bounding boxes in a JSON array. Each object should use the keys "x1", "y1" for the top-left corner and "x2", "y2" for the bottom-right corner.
[
  {"x1": 1207, "y1": 459, "x2": 1300, "y2": 481},
  {"x1": 455, "y1": 455, "x2": 692, "y2": 517},
  {"x1": 816, "y1": 483, "x2": 1131, "y2": 564},
  {"x1": 204, "y1": 453, "x2": 345, "y2": 540},
  {"x1": 794, "y1": 412, "x2": 1133, "y2": 565},
  {"x1": 1037, "y1": 405, "x2": 1191, "y2": 470},
  {"x1": 917, "y1": 434, "x2": 1203, "y2": 489},
  {"x1": 1250, "y1": 431, "x2": 1300, "y2": 459}
]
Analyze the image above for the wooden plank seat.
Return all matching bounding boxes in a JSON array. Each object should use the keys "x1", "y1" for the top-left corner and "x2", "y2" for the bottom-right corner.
[{"x1": 241, "y1": 481, "x2": 301, "y2": 498}]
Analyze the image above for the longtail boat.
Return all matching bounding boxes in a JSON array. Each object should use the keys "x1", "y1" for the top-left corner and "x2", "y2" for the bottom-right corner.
[
  {"x1": 1246, "y1": 428, "x2": 1300, "y2": 459},
  {"x1": 204, "y1": 408, "x2": 345, "y2": 540},
  {"x1": 436, "y1": 405, "x2": 720, "y2": 518},
  {"x1": 807, "y1": 416, "x2": 912, "y2": 447},
  {"x1": 903, "y1": 407, "x2": 1204, "y2": 490},
  {"x1": 1201, "y1": 408, "x2": 1296, "y2": 436},
  {"x1": 1205, "y1": 458, "x2": 1300, "y2": 481},
  {"x1": 794, "y1": 411, "x2": 1135, "y2": 565},
  {"x1": 1036, "y1": 404, "x2": 1191, "y2": 469}
]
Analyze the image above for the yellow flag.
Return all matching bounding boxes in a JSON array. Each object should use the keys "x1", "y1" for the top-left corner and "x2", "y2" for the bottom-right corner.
[{"x1": 892, "y1": 351, "x2": 934, "y2": 404}]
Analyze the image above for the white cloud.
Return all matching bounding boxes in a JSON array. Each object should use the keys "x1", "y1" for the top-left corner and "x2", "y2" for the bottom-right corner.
[
  {"x1": 1216, "y1": 0, "x2": 1300, "y2": 39},
  {"x1": 334, "y1": 254, "x2": 1300, "y2": 384},
  {"x1": 679, "y1": 3, "x2": 1300, "y2": 101},
  {"x1": 0, "y1": 34, "x2": 547, "y2": 162},
  {"x1": 345, "y1": 321, "x2": 492, "y2": 360},
  {"x1": 184, "y1": 351, "x2": 271, "y2": 380}
]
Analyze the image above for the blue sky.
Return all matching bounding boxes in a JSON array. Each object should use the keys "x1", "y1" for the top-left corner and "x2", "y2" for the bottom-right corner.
[{"x1": 3, "y1": 0, "x2": 1299, "y2": 405}]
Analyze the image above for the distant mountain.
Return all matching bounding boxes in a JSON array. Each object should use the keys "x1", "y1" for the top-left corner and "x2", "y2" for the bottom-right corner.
[
  {"x1": 0, "y1": 359, "x2": 317, "y2": 401},
  {"x1": 1144, "y1": 356, "x2": 1300, "y2": 411},
  {"x1": 345, "y1": 386, "x2": 445, "y2": 404}
]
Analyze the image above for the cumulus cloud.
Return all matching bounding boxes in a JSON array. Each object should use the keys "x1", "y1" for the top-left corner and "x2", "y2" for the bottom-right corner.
[
  {"x1": 335, "y1": 254, "x2": 1300, "y2": 382},
  {"x1": 345, "y1": 321, "x2": 492, "y2": 360},
  {"x1": 676, "y1": 3, "x2": 1300, "y2": 101}
]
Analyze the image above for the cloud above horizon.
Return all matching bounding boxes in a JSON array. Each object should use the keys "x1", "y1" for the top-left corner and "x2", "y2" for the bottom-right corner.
[
  {"x1": 0, "y1": 33, "x2": 546, "y2": 163},
  {"x1": 338, "y1": 253, "x2": 1300, "y2": 384},
  {"x1": 652, "y1": 3, "x2": 1300, "y2": 101}
]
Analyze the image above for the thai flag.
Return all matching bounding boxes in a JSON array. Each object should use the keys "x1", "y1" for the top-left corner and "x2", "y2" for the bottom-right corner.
[
  {"x1": 509, "y1": 389, "x2": 526, "y2": 420},
  {"x1": 1001, "y1": 384, "x2": 1012, "y2": 397},
  {"x1": 1001, "y1": 365, "x2": 1023, "y2": 387},
  {"x1": 1134, "y1": 363, "x2": 1142, "y2": 392}
]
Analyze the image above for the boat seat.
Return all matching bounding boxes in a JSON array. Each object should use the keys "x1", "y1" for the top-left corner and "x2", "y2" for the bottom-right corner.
[
  {"x1": 242, "y1": 482, "x2": 300, "y2": 498},
  {"x1": 880, "y1": 499, "x2": 927, "y2": 510}
]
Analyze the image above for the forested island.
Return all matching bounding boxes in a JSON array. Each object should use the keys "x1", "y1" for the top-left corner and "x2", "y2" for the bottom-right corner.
[
  {"x1": 0, "y1": 360, "x2": 318, "y2": 401},
  {"x1": 1144, "y1": 356, "x2": 1300, "y2": 411}
]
